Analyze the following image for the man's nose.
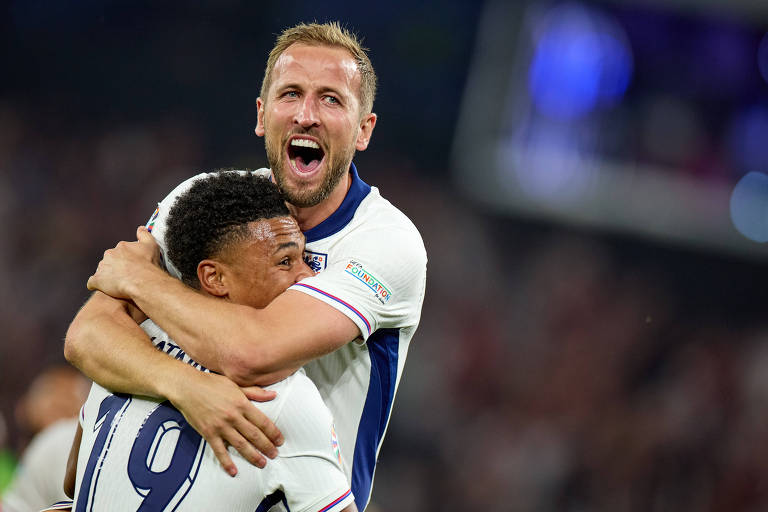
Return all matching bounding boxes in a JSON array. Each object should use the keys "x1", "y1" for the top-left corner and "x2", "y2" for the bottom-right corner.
[
  {"x1": 294, "y1": 97, "x2": 320, "y2": 128},
  {"x1": 294, "y1": 261, "x2": 315, "y2": 282}
]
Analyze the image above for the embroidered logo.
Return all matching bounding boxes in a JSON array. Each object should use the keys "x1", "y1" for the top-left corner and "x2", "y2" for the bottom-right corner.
[
  {"x1": 146, "y1": 207, "x2": 160, "y2": 233},
  {"x1": 304, "y1": 250, "x2": 328, "y2": 273},
  {"x1": 344, "y1": 260, "x2": 392, "y2": 304},
  {"x1": 331, "y1": 424, "x2": 342, "y2": 465}
]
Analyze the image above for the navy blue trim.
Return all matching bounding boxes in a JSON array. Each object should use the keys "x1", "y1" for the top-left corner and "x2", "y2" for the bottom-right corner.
[
  {"x1": 350, "y1": 328, "x2": 400, "y2": 511},
  {"x1": 303, "y1": 162, "x2": 371, "y2": 243},
  {"x1": 255, "y1": 490, "x2": 287, "y2": 512}
]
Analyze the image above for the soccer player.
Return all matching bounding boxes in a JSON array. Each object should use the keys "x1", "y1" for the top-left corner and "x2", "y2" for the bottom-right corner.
[
  {"x1": 68, "y1": 172, "x2": 356, "y2": 512},
  {"x1": 65, "y1": 22, "x2": 427, "y2": 510}
]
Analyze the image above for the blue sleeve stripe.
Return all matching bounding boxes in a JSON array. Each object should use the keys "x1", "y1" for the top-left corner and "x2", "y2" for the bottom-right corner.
[
  {"x1": 292, "y1": 283, "x2": 371, "y2": 335},
  {"x1": 318, "y1": 489, "x2": 353, "y2": 512}
]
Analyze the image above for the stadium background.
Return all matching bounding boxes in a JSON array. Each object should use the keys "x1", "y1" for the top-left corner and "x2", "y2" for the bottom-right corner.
[{"x1": 3, "y1": 0, "x2": 768, "y2": 509}]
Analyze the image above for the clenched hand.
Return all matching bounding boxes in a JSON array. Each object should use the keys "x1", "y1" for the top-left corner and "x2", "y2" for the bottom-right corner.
[{"x1": 87, "y1": 226, "x2": 162, "y2": 299}]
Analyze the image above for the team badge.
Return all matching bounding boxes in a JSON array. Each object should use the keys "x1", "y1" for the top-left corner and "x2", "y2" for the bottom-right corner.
[
  {"x1": 344, "y1": 260, "x2": 393, "y2": 304},
  {"x1": 304, "y1": 250, "x2": 328, "y2": 273},
  {"x1": 146, "y1": 207, "x2": 160, "y2": 233}
]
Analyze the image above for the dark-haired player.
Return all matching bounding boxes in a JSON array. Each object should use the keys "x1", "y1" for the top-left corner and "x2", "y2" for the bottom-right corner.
[{"x1": 67, "y1": 173, "x2": 355, "y2": 512}]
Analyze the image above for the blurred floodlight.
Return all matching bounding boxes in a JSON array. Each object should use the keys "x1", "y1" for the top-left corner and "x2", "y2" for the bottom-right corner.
[
  {"x1": 453, "y1": 0, "x2": 768, "y2": 258},
  {"x1": 528, "y1": 2, "x2": 633, "y2": 120},
  {"x1": 500, "y1": 120, "x2": 595, "y2": 202},
  {"x1": 730, "y1": 171, "x2": 768, "y2": 243},
  {"x1": 728, "y1": 104, "x2": 768, "y2": 175}
]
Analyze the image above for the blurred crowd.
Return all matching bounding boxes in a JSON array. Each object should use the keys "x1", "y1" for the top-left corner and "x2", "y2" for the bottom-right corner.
[
  {"x1": 0, "y1": 100, "x2": 203, "y2": 506},
  {"x1": 3, "y1": 11, "x2": 768, "y2": 509},
  {"x1": 0, "y1": 99, "x2": 200, "y2": 435},
  {"x1": 366, "y1": 173, "x2": 768, "y2": 510},
  {"x1": 376, "y1": 215, "x2": 768, "y2": 511}
]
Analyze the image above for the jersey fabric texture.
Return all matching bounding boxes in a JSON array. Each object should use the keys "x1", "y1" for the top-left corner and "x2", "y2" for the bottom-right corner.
[
  {"x1": 1, "y1": 419, "x2": 78, "y2": 512},
  {"x1": 73, "y1": 320, "x2": 353, "y2": 512},
  {"x1": 148, "y1": 163, "x2": 427, "y2": 510}
]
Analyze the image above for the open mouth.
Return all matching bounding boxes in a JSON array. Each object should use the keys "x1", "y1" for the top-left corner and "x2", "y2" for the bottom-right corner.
[{"x1": 287, "y1": 137, "x2": 325, "y2": 174}]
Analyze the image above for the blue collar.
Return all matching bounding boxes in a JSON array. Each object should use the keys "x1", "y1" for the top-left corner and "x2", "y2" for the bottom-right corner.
[{"x1": 303, "y1": 162, "x2": 371, "y2": 242}]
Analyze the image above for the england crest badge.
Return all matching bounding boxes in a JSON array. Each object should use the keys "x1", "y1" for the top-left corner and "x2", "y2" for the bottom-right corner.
[{"x1": 303, "y1": 250, "x2": 328, "y2": 273}]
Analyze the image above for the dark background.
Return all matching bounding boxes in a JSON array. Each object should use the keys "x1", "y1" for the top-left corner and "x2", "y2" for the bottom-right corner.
[{"x1": 3, "y1": 1, "x2": 768, "y2": 510}]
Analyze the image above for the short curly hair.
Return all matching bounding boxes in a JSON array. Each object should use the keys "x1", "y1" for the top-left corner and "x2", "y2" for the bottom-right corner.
[{"x1": 165, "y1": 171, "x2": 290, "y2": 288}]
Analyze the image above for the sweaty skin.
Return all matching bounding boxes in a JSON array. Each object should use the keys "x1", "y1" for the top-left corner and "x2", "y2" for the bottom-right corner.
[{"x1": 216, "y1": 217, "x2": 309, "y2": 309}]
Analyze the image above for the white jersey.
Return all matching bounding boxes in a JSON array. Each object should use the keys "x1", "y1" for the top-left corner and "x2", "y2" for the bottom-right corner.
[
  {"x1": 148, "y1": 163, "x2": 427, "y2": 510},
  {"x1": 72, "y1": 320, "x2": 353, "y2": 512},
  {"x1": 1, "y1": 419, "x2": 78, "y2": 512}
]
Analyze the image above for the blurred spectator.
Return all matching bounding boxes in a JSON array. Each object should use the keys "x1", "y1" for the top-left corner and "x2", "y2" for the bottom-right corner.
[
  {"x1": 1, "y1": 366, "x2": 88, "y2": 512},
  {"x1": 13, "y1": 366, "x2": 89, "y2": 443}
]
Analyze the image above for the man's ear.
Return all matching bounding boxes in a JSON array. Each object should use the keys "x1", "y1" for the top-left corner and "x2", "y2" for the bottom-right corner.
[
  {"x1": 255, "y1": 97, "x2": 266, "y2": 137},
  {"x1": 356, "y1": 112, "x2": 377, "y2": 151},
  {"x1": 197, "y1": 260, "x2": 228, "y2": 298}
]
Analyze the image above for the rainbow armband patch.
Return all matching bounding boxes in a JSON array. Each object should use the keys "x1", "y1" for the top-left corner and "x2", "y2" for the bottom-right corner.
[{"x1": 344, "y1": 260, "x2": 392, "y2": 304}]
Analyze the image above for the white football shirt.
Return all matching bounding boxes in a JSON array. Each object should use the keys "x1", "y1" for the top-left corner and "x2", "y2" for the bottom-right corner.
[
  {"x1": 1, "y1": 419, "x2": 78, "y2": 512},
  {"x1": 148, "y1": 163, "x2": 427, "y2": 510},
  {"x1": 72, "y1": 320, "x2": 353, "y2": 512}
]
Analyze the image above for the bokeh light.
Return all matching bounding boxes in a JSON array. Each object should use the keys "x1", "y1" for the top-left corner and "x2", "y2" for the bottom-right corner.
[
  {"x1": 528, "y1": 2, "x2": 633, "y2": 120},
  {"x1": 730, "y1": 171, "x2": 768, "y2": 242},
  {"x1": 501, "y1": 120, "x2": 596, "y2": 202},
  {"x1": 727, "y1": 104, "x2": 768, "y2": 176}
]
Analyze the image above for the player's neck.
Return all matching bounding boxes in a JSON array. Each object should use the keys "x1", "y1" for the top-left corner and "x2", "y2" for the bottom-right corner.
[{"x1": 289, "y1": 172, "x2": 352, "y2": 232}]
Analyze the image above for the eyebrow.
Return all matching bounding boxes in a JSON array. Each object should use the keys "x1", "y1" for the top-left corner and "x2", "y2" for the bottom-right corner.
[
  {"x1": 274, "y1": 241, "x2": 300, "y2": 254},
  {"x1": 277, "y1": 82, "x2": 347, "y2": 100},
  {"x1": 276, "y1": 82, "x2": 301, "y2": 92},
  {"x1": 318, "y1": 85, "x2": 345, "y2": 96}
]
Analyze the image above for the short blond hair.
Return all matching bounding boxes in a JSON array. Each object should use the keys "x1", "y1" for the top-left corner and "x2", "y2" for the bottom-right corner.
[{"x1": 260, "y1": 21, "x2": 377, "y2": 115}]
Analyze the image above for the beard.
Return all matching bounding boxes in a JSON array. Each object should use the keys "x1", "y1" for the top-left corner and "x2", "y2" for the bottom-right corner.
[{"x1": 265, "y1": 129, "x2": 356, "y2": 208}]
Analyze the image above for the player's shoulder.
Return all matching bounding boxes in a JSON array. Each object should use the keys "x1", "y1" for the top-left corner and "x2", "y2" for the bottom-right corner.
[
  {"x1": 268, "y1": 371, "x2": 335, "y2": 451},
  {"x1": 342, "y1": 187, "x2": 426, "y2": 265},
  {"x1": 24, "y1": 418, "x2": 78, "y2": 455},
  {"x1": 272, "y1": 369, "x2": 327, "y2": 416},
  {"x1": 362, "y1": 186, "x2": 421, "y2": 232}
]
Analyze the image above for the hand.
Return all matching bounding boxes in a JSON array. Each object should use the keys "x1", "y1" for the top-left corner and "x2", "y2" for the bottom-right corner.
[
  {"x1": 87, "y1": 226, "x2": 163, "y2": 298},
  {"x1": 169, "y1": 370, "x2": 283, "y2": 476}
]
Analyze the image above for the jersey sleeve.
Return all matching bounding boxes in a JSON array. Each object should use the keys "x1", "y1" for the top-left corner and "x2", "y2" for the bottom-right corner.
[
  {"x1": 266, "y1": 372, "x2": 354, "y2": 512},
  {"x1": 291, "y1": 219, "x2": 427, "y2": 340}
]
